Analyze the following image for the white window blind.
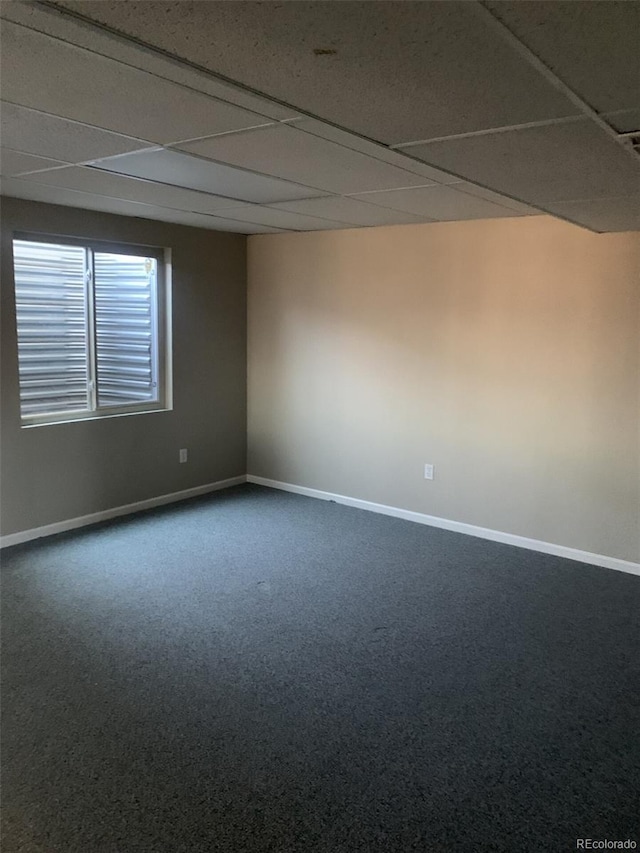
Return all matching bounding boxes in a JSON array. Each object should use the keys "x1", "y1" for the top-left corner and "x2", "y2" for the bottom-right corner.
[
  {"x1": 13, "y1": 237, "x2": 166, "y2": 423},
  {"x1": 94, "y1": 252, "x2": 158, "y2": 408},
  {"x1": 13, "y1": 240, "x2": 90, "y2": 416}
]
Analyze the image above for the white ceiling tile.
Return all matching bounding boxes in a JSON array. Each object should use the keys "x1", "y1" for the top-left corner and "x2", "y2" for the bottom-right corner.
[
  {"x1": 484, "y1": 1, "x2": 640, "y2": 115},
  {"x1": 16, "y1": 165, "x2": 254, "y2": 215},
  {"x1": 270, "y1": 196, "x2": 426, "y2": 227},
  {"x1": 408, "y1": 122, "x2": 640, "y2": 204},
  {"x1": 176, "y1": 123, "x2": 439, "y2": 195},
  {"x1": 139, "y1": 208, "x2": 283, "y2": 234},
  {"x1": 1, "y1": 102, "x2": 153, "y2": 164},
  {"x1": 603, "y1": 108, "x2": 640, "y2": 135},
  {"x1": 0, "y1": 148, "x2": 68, "y2": 176},
  {"x1": 210, "y1": 203, "x2": 351, "y2": 231},
  {"x1": 3, "y1": 1, "x2": 636, "y2": 235},
  {"x1": 0, "y1": 0, "x2": 300, "y2": 121},
  {"x1": 349, "y1": 184, "x2": 529, "y2": 221},
  {"x1": 543, "y1": 196, "x2": 640, "y2": 234},
  {"x1": 0, "y1": 177, "x2": 283, "y2": 233},
  {"x1": 51, "y1": 1, "x2": 580, "y2": 144},
  {"x1": 279, "y1": 119, "x2": 462, "y2": 185},
  {"x1": 448, "y1": 183, "x2": 540, "y2": 214},
  {"x1": 93, "y1": 149, "x2": 323, "y2": 204},
  {"x1": 0, "y1": 21, "x2": 276, "y2": 145}
]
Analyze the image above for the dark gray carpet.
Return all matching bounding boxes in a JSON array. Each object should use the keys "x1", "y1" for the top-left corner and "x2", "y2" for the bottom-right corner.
[{"x1": 2, "y1": 484, "x2": 639, "y2": 853}]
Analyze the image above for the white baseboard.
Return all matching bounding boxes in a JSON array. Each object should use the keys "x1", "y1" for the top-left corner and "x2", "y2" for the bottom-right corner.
[
  {"x1": 4, "y1": 472, "x2": 637, "y2": 576},
  {"x1": 247, "y1": 475, "x2": 640, "y2": 577},
  {"x1": 0, "y1": 475, "x2": 247, "y2": 549}
]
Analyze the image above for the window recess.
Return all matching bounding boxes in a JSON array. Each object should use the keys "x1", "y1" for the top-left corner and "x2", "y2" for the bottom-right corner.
[{"x1": 12, "y1": 236, "x2": 170, "y2": 425}]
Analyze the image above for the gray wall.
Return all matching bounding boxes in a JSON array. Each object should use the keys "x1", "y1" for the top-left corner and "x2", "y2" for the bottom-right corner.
[
  {"x1": 248, "y1": 216, "x2": 640, "y2": 564},
  {"x1": 1, "y1": 197, "x2": 247, "y2": 535}
]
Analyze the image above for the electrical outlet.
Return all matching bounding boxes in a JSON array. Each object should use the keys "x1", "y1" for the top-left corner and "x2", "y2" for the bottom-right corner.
[
  {"x1": 424, "y1": 463, "x2": 434, "y2": 480},
  {"x1": 179, "y1": 448, "x2": 188, "y2": 463}
]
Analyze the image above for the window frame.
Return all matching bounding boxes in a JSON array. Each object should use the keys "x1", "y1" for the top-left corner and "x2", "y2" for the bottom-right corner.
[{"x1": 12, "y1": 231, "x2": 173, "y2": 428}]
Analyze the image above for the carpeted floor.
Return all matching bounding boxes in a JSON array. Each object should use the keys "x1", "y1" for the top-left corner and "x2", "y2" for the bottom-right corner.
[{"x1": 2, "y1": 484, "x2": 639, "y2": 852}]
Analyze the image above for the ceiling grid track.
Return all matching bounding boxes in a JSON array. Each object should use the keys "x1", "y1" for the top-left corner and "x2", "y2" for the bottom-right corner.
[{"x1": 473, "y1": 0, "x2": 640, "y2": 160}]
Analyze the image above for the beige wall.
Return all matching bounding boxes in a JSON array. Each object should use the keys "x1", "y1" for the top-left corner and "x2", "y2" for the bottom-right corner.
[
  {"x1": 248, "y1": 216, "x2": 640, "y2": 563},
  {"x1": 1, "y1": 197, "x2": 247, "y2": 536}
]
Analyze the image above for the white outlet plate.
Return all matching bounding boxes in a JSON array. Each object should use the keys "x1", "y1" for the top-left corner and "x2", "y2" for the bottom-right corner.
[
  {"x1": 179, "y1": 449, "x2": 188, "y2": 463},
  {"x1": 424, "y1": 463, "x2": 434, "y2": 480}
]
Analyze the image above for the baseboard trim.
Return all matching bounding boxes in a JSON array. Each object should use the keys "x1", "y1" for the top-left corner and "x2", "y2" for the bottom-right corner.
[
  {"x1": 4, "y1": 473, "x2": 637, "y2": 575},
  {"x1": 0, "y1": 475, "x2": 247, "y2": 549},
  {"x1": 247, "y1": 475, "x2": 640, "y2": 576}
]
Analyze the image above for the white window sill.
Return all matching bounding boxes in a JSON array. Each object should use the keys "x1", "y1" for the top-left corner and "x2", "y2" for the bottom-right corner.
[{"x1": 21, "y1": 407, "x2": 172, "y2": 429}]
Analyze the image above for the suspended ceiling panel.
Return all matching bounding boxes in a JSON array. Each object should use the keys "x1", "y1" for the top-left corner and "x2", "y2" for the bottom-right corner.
[
  {"x1": 349, "y1": 184, "x2": 533, "y2": 222},
  {"x1": 199, "y1": 204, "x2": 353, "y2": 232},
  {"x1": 0, "y1": 148, "x2": 68, "y2": 177},
  {"x1": 408, "y1": 122, "x2": 640, "y2": 205},
  {"x1": 542, "y1": 196, "x2": 640, "y2": 234},
  {"x1": 604, "y1": 109, "x2": 640, "y2": 135},
  {"x1": 0, "y1": 0, "x2": 300, "y2": 121},
  {"x1": 296, "y1": 119, "x2": 459, "y2": 184},
  {"x1": 93, "y1": 149, "x2": 323, "y2": 205},
  {"x1": 55, "y1": 0, "x2": 582, "y2": 145},
  {"x1": 1, "y1": 1, "x2": 638, "y2": 233},
  {"x1": 15, "y1": 166, "x2": 355, "y2": 231},
  {"x1": 0, "y1": 102, "x2": 154, "y2": 164},
  {"x1": 176, "y1": 124, "x2": 439, "y2": 195},
  {"x1": 484, "y1": 1, "x2": 640, "y2": 115},
  {"x1": 15, "y1": 165, "x2": 257, "y2": 215},
  {"x1": 269, "y1": 197, "x2": 427, "y2": 228},
  {"x1": 0, "y1": 20, "x2": 275, "y2": 145},
  {"x1": 0, "y1": 177, "x2": 285, "y2": 233},
  {"x1": 447, "y1": 182, "x2": 536, "y2": 215}
]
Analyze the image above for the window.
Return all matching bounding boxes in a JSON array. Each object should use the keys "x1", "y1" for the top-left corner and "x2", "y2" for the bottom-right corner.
[{"x1": 12, "y1": 235, "x2": 171, "y2": 425}]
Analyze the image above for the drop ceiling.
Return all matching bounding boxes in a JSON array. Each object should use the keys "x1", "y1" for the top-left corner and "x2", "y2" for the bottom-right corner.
[{"x1": 0, "y1": 1, "x2": 638, "y2": 234}]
